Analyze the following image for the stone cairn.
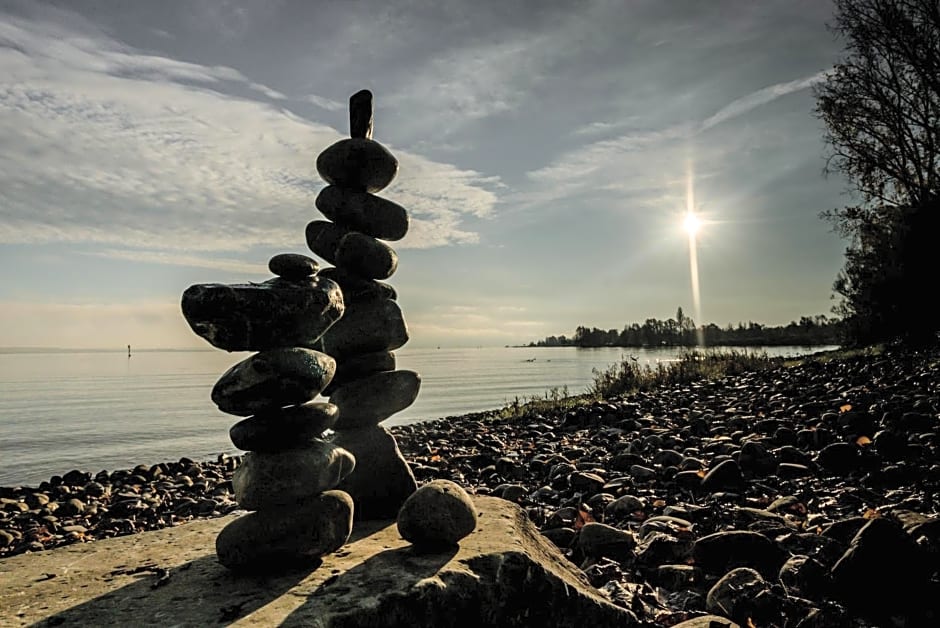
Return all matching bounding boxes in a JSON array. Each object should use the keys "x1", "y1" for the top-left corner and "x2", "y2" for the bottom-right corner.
[
  {"x1": 307, "y1": 89, "x2": 420, "y2": 520},
  {"x1": 180, "y1": 90, "x2": 419, "y2": 570}
]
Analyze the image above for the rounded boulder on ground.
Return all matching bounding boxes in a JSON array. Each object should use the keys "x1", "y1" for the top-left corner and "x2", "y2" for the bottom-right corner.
[{"x1": 397, "y1": 479, "x2": 477, "y2": 547}]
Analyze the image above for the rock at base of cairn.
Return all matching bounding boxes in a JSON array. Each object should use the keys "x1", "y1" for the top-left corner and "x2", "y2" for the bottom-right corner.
[
  {"x1": 330, "y1": 370, "x2": 420, "y2": 429},
  {"x1": 216, "y1": 490, "x2": 353, "y2": 571},
  {"x1": 332, "y1": 426, "x2": 417, "y2": 520},
  {"x1": 233, "y1": 441, "x2": 356, "y2": 510}
]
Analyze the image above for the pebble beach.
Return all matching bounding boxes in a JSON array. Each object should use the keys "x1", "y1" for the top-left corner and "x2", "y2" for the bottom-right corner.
[{"x1": 2, "y1": 346, "x2": 939, "y2": 626}]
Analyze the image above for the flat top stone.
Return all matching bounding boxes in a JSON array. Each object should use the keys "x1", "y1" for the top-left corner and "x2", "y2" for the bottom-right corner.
[{"x1": 0, "y1": 497, "x2": 635, "y2": 627}]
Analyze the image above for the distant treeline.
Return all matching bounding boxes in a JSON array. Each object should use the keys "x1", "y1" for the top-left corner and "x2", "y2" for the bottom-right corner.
[{"x1": 529, "y1": 308, "x2": 841, "y2": 348}]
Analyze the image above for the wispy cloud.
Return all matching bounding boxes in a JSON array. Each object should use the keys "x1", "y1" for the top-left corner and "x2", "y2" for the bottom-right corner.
[
  {"x1": 305, "y1": 93, "x2": 344, "y2": 111},
  {"x1": 0, "y1": 8, "x2": 500, "y2": 260},
  {"x1": 86, "y1": 249, "x2": 268, "y2": 275}
]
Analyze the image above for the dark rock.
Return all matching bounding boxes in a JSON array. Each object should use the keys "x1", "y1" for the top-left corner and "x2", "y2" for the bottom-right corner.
[
  {"x1": 332, "y1": 426, "x2": 417, "y2": 520},
  {"x1": 700, "y1": 460, "x2": 743, "y2": 492},
  {"x1": 777, "y1": 462, "x2": 813, "y2": 479},
  {"x1": 577, "y1": 522, "x2": 636, "y2": 562},
  {"x1": 267, "y1": 253, "x2": 319, "y2": 280},
  {"x1": 670, "y1": 616, "x2": 741, "y2": 628},
  {"x1": 815, "y1": 442, "x2": 859, "y2": 476},
  {"x1": 820, "y1": 517, "x2": 867, "y2": 545},
  {"x1": 635, "y1": 531, "x2": 690, "y2": 566},
  {"x1": 315, "y1": 299, "x2": 408, "y2": 359},
  {"x1": 316, "y1": 186, "x2": 409, "y2": 241},
  {"x1": 216, "y1": 490, "x2": 353, "y2": 571},
  {"x1": 693, "y1": 530, "x2": 786, "y2": 577},
  {"x1": 738, "y1": 440, "x2": 776, "y2": 476},
  {"x1": 306, "y1": 221, "x2": 399, "y2": 280},
  {"x1": 568, "y1": 472, "x2": 605, "y2": 493},
  {"x1": 397, "y1": 479, "x2": 477, "y2": 547},
  {"x1": 211, "y1": 348, "x2": 335, "y2": 416},
  {"x1": 323, "y1": 350, "x2": 396, "y2": 396},
  {"x1": 654, "y1": 564, "x2": 701, "y2": 590},
  {"x1": 349, "y1": 89, "x2": 373, "y2": 139},
  {"x1": 873, "y1": 429, "x2": 907, "y2": 461},
  {"x1": 604, "y1": 494, "x2": 646, "y2": 518},
  {"x1": 229, "y1": 402, "x2": 339, "y2": 451},
  {"x1": 181, "y1": 278, "x2": 343, "y2": 352},
  {"x1": 232, "y1": 441, "x2": 356, "y2": 510},
  {"x1": 778, "y1": 555, "x2": 827, "y2": 598},
  {"x1": 62, "y1": 470, "x2": 91, "y2": 486},
  {"x1": 316, "y1": 137, "x2": 398, "y2": 193},
  {"x1": 318, "y1": 267, "x2": 397, "y2": 304},
  {"x1": 705, "y1": 567, "x2": 771, "y2": 624},
  {"x1": 330, "y1": 370, "x2": 421, "y2": 429},
  {"x1": 541, "y1": 526, "x2": 576, "y2": 548}
]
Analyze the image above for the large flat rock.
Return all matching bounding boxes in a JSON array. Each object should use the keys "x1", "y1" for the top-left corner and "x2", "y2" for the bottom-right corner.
[{"x1": 0, "y1": 496, "x2": 636, "y2": 627}]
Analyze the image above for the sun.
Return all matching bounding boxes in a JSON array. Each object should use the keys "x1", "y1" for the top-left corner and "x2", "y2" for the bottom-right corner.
[{"x1": 683, "y1": 212, "x2": 702, "y2": 236}]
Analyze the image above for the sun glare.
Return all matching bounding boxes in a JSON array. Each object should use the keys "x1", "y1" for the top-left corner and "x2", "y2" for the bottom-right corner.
[{"x1": 683, "y1": 212, "x2": 702, "y2": 236}]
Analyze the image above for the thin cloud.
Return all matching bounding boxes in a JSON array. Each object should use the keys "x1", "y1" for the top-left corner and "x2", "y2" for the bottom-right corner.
[
  {"x1": 86, "y1": 249, "x2": 268, "y2": 275},
  {"x1": 700, "y1": 70, "x2": 832, "y2": 131},
  {"x1": 305, "y1": 93, "x2": 344, "y2": 111}
]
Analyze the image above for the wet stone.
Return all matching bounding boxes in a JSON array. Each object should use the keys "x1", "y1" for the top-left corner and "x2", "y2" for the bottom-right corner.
[
  {"x1": 232, "y1": 441, "x2": 355, "y2": 510},
  {"x1": 305, "y1": 221, "x2": 399, "y2": 280},
  {"x1": 268, "y1": 253, "x2": 319, "y2": 280},
  {"x1": 397, "y1": 479, "x2": 477, "y2": 547},
  {"x1": 211, "y1": 348, "x2": 336, "y2": 416},
  {"x1": 578, "y1": 522, "x2": 637, "y2": 562},
  {"x1": 181, "y1": 278, "x2": 343, "y2": 351},
  {"x1": 229, "y1": 402, "x2": 339, "y2": 452},
  {"x1": 692, "y1": 530, "x2": 786, "y2": 577},
  {"x1": 316, "y1": 186, "x2": 409, "y2": 241},
  {"x1": 316, "y1": 137, "x2": 398, "y2": 193},
  {"x1": 705, "y1": 567, "x2": 771, "y2": 625},
  {"x1": 700, "y1": 459, "x2": 744, "y2": 492},
  {"x1": 322, "y1": 350, "x2": 397, "y2": 397},
  {"x1": 216, "y1": 490, "x2": 353, "y2": 571},
  {"x1": 330, "y1": 370, "x2": 421, "y2": 429}
]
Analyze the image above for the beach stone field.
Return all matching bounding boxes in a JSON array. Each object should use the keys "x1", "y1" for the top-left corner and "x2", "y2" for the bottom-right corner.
[{"x1": 2, "y1": 347, "x2": 939, "y2": 626}]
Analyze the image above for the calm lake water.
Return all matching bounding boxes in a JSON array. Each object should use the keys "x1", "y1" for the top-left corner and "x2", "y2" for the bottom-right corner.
[{"x1": 0, "y1": 346, "x2": 830, "y2": 486}]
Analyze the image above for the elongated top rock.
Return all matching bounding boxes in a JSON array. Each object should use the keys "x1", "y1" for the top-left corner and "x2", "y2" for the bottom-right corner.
[{"x1": 350, "y1": 89, "x2": 373, "y2": 139}]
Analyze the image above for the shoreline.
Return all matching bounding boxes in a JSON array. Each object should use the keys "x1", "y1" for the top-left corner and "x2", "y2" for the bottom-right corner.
[{"x1": 3, "y1": 345, "x2": 939, "y2": 625}]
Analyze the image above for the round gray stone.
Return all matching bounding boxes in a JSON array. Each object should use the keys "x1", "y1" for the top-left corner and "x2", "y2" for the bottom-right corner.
[
  {"x1": 212, "y1": 348, "x2": 336, "y2": 416},
  {"x1": 232, "y1": 441, "x2": 356, "y2": 510},
  {"x1": 397, "y1": 479, "x2": 477, "y2": 547},
  {"x1": 268, "y1": 253, "x2": 319, "y2": 280},
  {"x1": 306, "y1": 221, "x2": 398, "y2": 280},
  {"x1": 181, "y1": 278, "x2": 343, "y2": 352},
  {"x1": 229, "y1": 402, "x2": 339, "y2": 452},
  {"x1": 331, "y1": 370, "x2": 421, "y2": 429},
  {"x1": 216, "y1": 490, "x2": 353, "y2": 571},
  {"x1": 316, "y1": 186, "x2": 409, "y2": 241},
  {"x1": 316, "y1": 138, "x2": 398, "y2": 193}
]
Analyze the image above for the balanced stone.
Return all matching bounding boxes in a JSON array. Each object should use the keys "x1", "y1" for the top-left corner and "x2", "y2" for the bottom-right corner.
[
  {"x1": 323, "y1": 350, "x2": 397, "y2": 396},
  {"x1": 331, "y1": 370, "x2": 421, "y2": 429},
  {"x1": 229, "y1": 402, "x2": 339, "y2": 452},
  {"x1": 216, "y1": 490, "x2": 353, "y2": 571},
  {"x1": 181, "y1": 278, "x2": 343, "y2": 351},
  {"x1": 268, "y1": 253, "x2": 319, "y2": 280},
  {"x1": 332, "y1": 426, "x2": 417, "y2": 520},
  {"x1": 316, "y1": 299, "x2": 408, "y2": 359},
  {"x1": 349, "y1": 89, "x2": 373, "y2": 139},
  {"x1": 319, "y1": 267, "x2": 397, "y2": 304},
  {"x1": 306, "y1": 221, "x2": 398, "y2": 280},
  {"x1": 316, "y1": 186, "x2": 409, "y2": 241},
  {"x1": 397, "y1": 480, "x2": 477, "y2": 547},
  {"x1": 211, "y1": 348, "x2": 335, "y2": 416},
  {"x1": 233, "y1": 441, "x2": 356, "y2": 510},
  {"x1": 316, "y1": 138, "x2": 398, "y2": 193}
]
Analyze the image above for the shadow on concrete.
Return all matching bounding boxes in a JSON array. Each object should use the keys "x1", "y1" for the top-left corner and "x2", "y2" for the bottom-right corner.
[
  {"x1": 280, "y1": 543, "x2": 459, "y2": 627},
  {"x1": 29, "y1": 552, "x2": 319, "y2": 627}
]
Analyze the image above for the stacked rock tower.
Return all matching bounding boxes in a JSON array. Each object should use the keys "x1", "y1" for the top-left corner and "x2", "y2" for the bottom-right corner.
[
  {"x1": 307, "y1": 89, "x2": 420, "y2": 520},
  {"x1": 181, "y1": 242, "x2": 356, "y2": 569}
]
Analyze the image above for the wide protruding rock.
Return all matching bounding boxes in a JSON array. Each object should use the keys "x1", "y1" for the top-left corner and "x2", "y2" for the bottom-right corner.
[
  {"x1": 229, "y1": 402, "x2": 339, "y2": 451},
  {"x1": 316, "y1": 186, "x2": 409, "y2": 241},
  {"x1": 216, "y1": 490, "x2": 353, "y2": 571},
  {"x1": 397, "y1": 480, "x2": 477, "y2": 547},
  {"x1": 211, "y1": 348, "x2": 336, "y2": 416},
  {"x1": 181, "y1": 278, "x2": 343, "y2": 351},
  {"x1": 306, "y1": 221, "x2": 398, "y2": 280},
  {"x1": 0, "y1": 497, "x2": 638, "y2": 626},
  {"x1": 331, "y1": 370, "x2": 420, "y2": 429},
  {"x1": 316, "y1": 299, "x2": 408, "y2": 359},
  {"x1": 316, "y1": 138, "x2": 398, "y2": 193},
  {"x1": 232, "y1": 442, "x2": 356, "y2": 510},
  {"x1": 333, "y1": 426, "x2": 417, "y2": 519}
]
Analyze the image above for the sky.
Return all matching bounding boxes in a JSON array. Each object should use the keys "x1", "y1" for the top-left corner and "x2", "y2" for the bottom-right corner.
[{"x1": 0, "y1": 0, "x2": 854, "y2": 349}]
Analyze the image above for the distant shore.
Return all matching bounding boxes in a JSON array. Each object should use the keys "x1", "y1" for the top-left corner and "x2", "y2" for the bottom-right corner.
[{"x1": 2, "y1": 345, "x2": 938, "y2": 625}]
